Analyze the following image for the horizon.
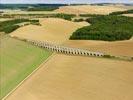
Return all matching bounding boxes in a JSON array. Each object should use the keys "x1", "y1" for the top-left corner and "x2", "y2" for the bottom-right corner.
[
  {"x1": 0, "y1": 0, "x2": 133, "y2": 4},
  {"x1": 0, "y1": 3, "x2": 133, "y2": 4}
]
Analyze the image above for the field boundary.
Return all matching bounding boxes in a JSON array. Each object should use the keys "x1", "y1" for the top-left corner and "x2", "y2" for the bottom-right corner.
[{"x1": 2, "y1": 53, "x2": 55, "y2": 100}]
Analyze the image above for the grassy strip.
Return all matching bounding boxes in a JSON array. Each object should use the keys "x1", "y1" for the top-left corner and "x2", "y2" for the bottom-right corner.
[{"x1": 0, "y1": 36, "x2": 52, "y2": 99}]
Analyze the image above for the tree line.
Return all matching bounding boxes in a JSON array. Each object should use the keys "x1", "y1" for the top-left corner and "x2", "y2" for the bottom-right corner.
[{"x1": 0, "y1": 19, "x2": 39, "y2": 33}]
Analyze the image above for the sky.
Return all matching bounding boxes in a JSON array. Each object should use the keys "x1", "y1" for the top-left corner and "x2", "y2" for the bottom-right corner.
[{"x1": 0, "y1": 0, "x2": 133, "y2": 4}]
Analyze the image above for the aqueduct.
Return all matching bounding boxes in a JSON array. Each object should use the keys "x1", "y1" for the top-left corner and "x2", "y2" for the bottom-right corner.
[{"x1": 27, "y1": 40, "x2": 105, "y2": 57}]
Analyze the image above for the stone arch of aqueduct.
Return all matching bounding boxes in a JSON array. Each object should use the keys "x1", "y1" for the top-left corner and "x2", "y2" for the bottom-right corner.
[{"x1": 28, "y1": 40, "x2": 105, "y2": 57}]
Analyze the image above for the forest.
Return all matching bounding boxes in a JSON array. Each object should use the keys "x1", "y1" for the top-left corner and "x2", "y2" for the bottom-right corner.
[
  {"x1": 109, "y1": 9, "x2": 133, "y2": 15},
  {"x1": 70, "y1": 15, "x2": 133, "y2": 41}
]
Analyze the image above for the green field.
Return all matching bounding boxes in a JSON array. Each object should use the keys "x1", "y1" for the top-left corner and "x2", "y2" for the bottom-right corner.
[{"x1": 0, "y1": 36, "x2": 52, "y2": 99}]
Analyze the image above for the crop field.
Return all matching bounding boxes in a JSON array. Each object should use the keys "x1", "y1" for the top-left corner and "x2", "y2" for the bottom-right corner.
[
  {"x1": 10, "y1": 18, "x2": 89, "y2": 44},
  {"x1": 123, "y1": 14, "x2": 133, "y2": 17},
  {"x1": 55, "y1": 5, "x2": 130, "y2": 14},
  {"x1": 6, "y1": 54, "x2": 133, "y2": 100},
  {"x1": 1, "y1": 3, "x2": 133, "y2": 100},
  {"x1": 63, "y1": 40, "x2": 133, "y2": 56},
  {"x1": 1, "y1": 9, "x2": 58, "y2": 15},
  {"x1": 0, "y1": 36, "x2": 52, "y2": 99},
  {"x1": 0, "y1": 18, "x2": 13, "y2": 22}
]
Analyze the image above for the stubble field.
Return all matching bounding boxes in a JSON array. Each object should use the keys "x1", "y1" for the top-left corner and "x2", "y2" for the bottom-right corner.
[{"x1": 6, "y1": 54, "x2": 133, "y2": 100}]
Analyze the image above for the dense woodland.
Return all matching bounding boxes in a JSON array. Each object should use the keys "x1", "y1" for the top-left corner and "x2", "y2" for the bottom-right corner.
[
  {"x1": 0, "y1": 19, "x2": 39, "y2": 33},
  {"x1": 70, "y1": 15, "x2": 133, "y2": 41},
  {"x1": 25, "y1": 6, "x2": 59, "y2": 11},
  {"x1": 0, "y1": 4, "x2": 66, "y2": 10},
  {"x1": 109, "y1": 9, "x2": 133, "y2": 15}
]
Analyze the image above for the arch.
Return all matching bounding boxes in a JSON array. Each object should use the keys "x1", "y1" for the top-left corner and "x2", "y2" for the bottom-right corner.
[
  {"x1": 93, "y1": 53, "x2": 96, "y2": 56},
  {"x1": 87, "y1": 52, "x2": 89, "y2": 55},
  {"x1": 51, "y1": 48, "x2": 54, "y2": 51},
  {"x1": 57, "y1": 49, "x2": 60, "y2": 52},
  {"x1": 96, "y1": 54, "x2": 100, "y2": 57},
  {"x1": 73, "y1": 51, "x2": 76, "y2": 55},
  {"x1": 60, "y1": 48, "x2": 62, "y2": 52},
  {"x1": 71, "y1": 51, "x2": 74, "y2": 54},
  {"x1": 84, "y1": 52, "x2": 86, "y2": 55},
  {"x1": 77, "y1": 51, "x2": 80, "y2": 55},
  {"x1": 90, "y1": 53, "x2": 93, "y2": 56},
  {"x1": 46, "y1": 46, "x2": 48, "y2": 49}
]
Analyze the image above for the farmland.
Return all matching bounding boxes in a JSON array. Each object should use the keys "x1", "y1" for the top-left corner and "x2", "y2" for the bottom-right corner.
[
  {"x1": 6, "y1": 16, "x2": 133, "y2": 100},
  {"x1": 0, "y1": 3, "x2": 133, "y2": 100},
  {"x1": 55, "y1": 5, "x2": 132, "y2": 14},
  {"x1": 10, "y1": 18, "x2": 89, "y2": 44},
  {"x1": 0, "y1": 36, "x2": 52, "y2": 99},
  {"x1": 6, "y1": 54, "x2": 133, "y2": 100}
]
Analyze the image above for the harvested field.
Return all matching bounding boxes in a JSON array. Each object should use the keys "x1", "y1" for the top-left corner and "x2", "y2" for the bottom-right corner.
[
  {"x1": 114, "y1": 5, "x2": 133, "y2": 9},
  {"x1": 122, "y1": 14, "x2": 133, "y2": 17},
  {"x1": 1, "y1": 9, "x2": 58, "y2": 15},
  {"x1": 10, "y1": 18, "x2": 89, "y2": 44},
  {"x1": 0, "y1": 18, "x2": 13, "y2": 22},
  {"x1": 55, "y1": 5, "x2": 129, "y2": 15},
  {"x1": 0, "y1": 36, "x2": 52, "y2": 99},
  {"x1": 0, "y1": 32, "x2": 5, "y2": 38},
  {"x1": 63, "y1": 40, "x2": 133, "y2": 57},
  {"x1": 6, "y1": 54, "x2": 133, "y2": 100}
]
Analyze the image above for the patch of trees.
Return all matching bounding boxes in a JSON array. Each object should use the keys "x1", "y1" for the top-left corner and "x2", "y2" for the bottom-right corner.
[
  {"x1": 79, "y1": 14, "x2": 104, "y2": 18},
  {"x1": 0, "y1": 11, "x2": 3, "y2": 14},
  {"x1": 74, "y1": 18, "x2": 84, "y2": 22},
  {"x1": 0, "y1": 13, "x2": 76, "y2": 21},
  {"x1": 0, "y1": 19, "x2": 39, "y2": 33},
  {"x1": 70, "y1": 15, "x2": 133, "y2": 41},
  {"x1": 109, "y1": 9, "x2": 133, "y2": 15},
  {"x1": 26, "y1": 6, "x2": 59, "y2": 11},
  {"x1": 53, "y1": 14, "x2": 76, "y2": 21}
]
